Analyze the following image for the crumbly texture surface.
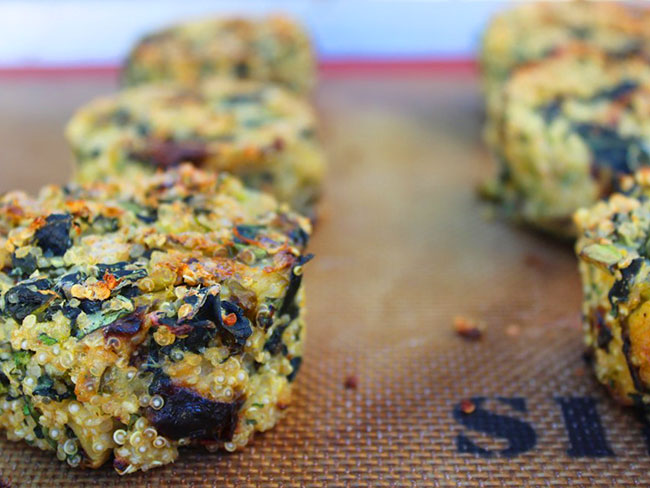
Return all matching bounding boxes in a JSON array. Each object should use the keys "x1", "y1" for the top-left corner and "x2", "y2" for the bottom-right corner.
[
  {"x1": 0, "y1": 165, "x2": 312, "y2": 474},
  {"x1": 65, "y1": 78, "x2": 326, "y2": 217},
  {"x1": 484, "y1": 48, "x2": 650, "y2": 236},
  {"x1": 575, "y1": 168, "x2": 650, "y2": 408},
  {"x1": 480, "y1": 1, "x2": 648, "y2": 145},
  {"x1": 122, "y1": 15, "x2": 316, "y2": 94}
]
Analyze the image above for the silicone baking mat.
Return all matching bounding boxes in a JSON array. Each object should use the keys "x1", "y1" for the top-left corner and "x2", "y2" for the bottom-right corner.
[{"x1": 0, "y1": 73, "x2": 648, "y2": 487}]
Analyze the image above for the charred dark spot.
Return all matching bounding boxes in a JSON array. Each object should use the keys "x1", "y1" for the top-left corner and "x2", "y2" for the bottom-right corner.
[
  {"x1": 130, "y1": 139, "x2": 208, "y2": 169},
  {"x1": 279, "y1": 254, "x2": 314, "y2": 316},
  {"x1": 146, "y1": 374, "x2": 243, "y2": 441},
  {"x1": 4, "y1": 280, "x2": 55, "y2": 322},
  {"x1": 35, "y1": 214, "x2": 72, "y2": 257},
  {"x1": 103, "y1": 308, "x2": 146, "y2": 338},
  {"x1": 609, "y1": 258, "x2": 643, "y2": 309},
  {"x1": 287, "y1": 357, "x2": 302, "y2": 382}
]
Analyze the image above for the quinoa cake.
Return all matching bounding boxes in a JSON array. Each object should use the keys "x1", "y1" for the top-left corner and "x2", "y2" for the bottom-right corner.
[
  {"x1": 0, "y1": 164, "x2": 312, "y2": 474},
  {"x1": 485, "y1": 47, "x2": 650, "y2": 236},
  {"x1": 480, "y1": 1, "x2": 649, "y2": 146},
  {"x1": 122, "y1": 15, "x2": 316, "y2": 94},
  {"x1": 575, "y1": 168, "x2": 650, "y2": 409},
  {"x1": 65, "y1": 78, "x2": 326, "y2": 217}
]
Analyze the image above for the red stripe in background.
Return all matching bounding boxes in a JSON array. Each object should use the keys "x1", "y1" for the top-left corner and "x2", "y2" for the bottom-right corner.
[{"x1": 0, "y1": 58, "x2": 477, "y2": 78}]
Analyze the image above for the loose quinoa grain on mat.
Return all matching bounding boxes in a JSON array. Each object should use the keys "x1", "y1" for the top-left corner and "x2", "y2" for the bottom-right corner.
[
  {"x1": 0, "y1": 164, "x2": 312, "y2": 474},
  {"x1": 484, "y1": 47, "x2": 650, "y2": 237},
  {"x1": 480, "y1": 1, "x2": 649, "y2": 146},
  {"x1": 65, "y1": 78, "x2": 326, "y2": 217},
  {"x1": 575, "y1": 168, "x2": 650, "y2": 409},
  {"x1": 122, "y1": 15, "x2": 316, "y2": 94}
]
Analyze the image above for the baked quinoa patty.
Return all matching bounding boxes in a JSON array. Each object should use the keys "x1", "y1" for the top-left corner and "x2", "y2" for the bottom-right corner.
[
  {"x1": 480, "y1": 1, "x2": 648, "y2": 143},
  {"x1": 0, "y1": 165, "x2": 312, "y2": 474},
  {"x1": 65, "y1": 78, "x2": 326, "y2": 217},
  {"x1": 575, "y1": 169, "x2": 650, "y2": 408},
  {"x1": 122, "y1": 15, "x2": 315, "y2": 94},
  {"x1": 485, "y1": 48, "x2": 650, "y2": 236}
]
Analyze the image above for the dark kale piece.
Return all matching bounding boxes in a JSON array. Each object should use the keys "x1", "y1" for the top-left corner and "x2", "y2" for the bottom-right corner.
[
  {"x1": 256, "y1": 304, "x2": 276, "y2": 329},
  {"x1": 539, "y1": 98, "x2": 563, "y2": 123},
  {"x1": 129, "y1": 139, "x2": 208, "y2": 169},
  {"x1": 34, "y1": 214, "x2": 72, "y2": 257},
  {"x1": 4, "y1": 280, "x2": 55, "y2": 321},
  {"x1": 119, "y1": 201, "x2": 158, "y2": 223},
  {"x1": 96, "y1": 262, "x2": 147, "y2": 281},
  {"x1": 103, "y1": 307, "x2": 146, "y2": 337},
  {"x1": 590, "y1": 80, "x2": 638, "y2": 102},
  {"x1": 90, "y1": 215, "x2": 119, "y2": 234},
  {"x1": 154, "y1": 292, "x2": 219, "y2": 354},
  {"x1": 38, "y1": 333, "x2": 57, "y2": 346},
  {"x1": 609, "y1": 258, "x2": 644, "y2": 311},
  {"x1": 112, "y1": 108, "x2": 132, "y2": 126},
  {"x1": 592, "y1": 309, "x2": 613, "y2": 349},
  {"x1": 62, "y1": 305, "x2": 81, "y2": 324},
  {"x1": 136, "y1": 122, "x2": 151, "y2": 137},
  {"x1": 611, "y1": 40, "x2": 643, "y2": 59},
  {"x1": 146, "y1": 372, "x2": 243, "y2": 441},
  {"x1": 55, "y1": 271, "x2": 85, "y2": 294},
  {"x1": 300, "y1": 127, "x2": 316, "y2": 139},
  {"x1": 234, "y1": 225, "x2": 265, "y2": 243},
  {"x1": 288, "y1": 227, "x2": 310, "y2": 248},
  {"x1": 264, "y1": 323, "x2": 288, "y2": 356},
  {"x1": 219, "y1": 301, "x2": 253, "y2": 346},
  {"x1": 119, "y1": 285, "x2": 141, "y2": 299},
  {"x1": 234, "y1": 61, "x2": 249, "y2": 78},
  {"x1": 11, "y1": 252, "x2": 37, "y2": 278},
  {"x1": 287, "y1": 357, "x2": 302, "y2": 382},
  {"x1": 32, "y1": 374, "x2": 73, "y2": 401},
  {"x1": 279, "y1": 254, "x2": 314, "y2": 316},
  {"x1": 79, "y1": 299, "x2": 102, "y2": 315},
  {"x1": 223, "y1": 92, "x2": 263, "y2": 105},
  {"x1": 569, "y1": 26, "x2": 590, "y2": 39},
  {"x1": 573, "y1": 123, "x2": 650, "y2": 175}
]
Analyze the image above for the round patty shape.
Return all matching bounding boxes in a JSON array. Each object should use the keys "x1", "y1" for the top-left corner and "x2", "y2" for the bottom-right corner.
[
  {"x1": 122, "y1": 15, "x2": 316, "y2": 94},
  {"x1": 575, "y1": 168, "x2": 650, "y2": 408},
  {"x1": 487, "y1": 47, "x2": 650, "y2": 236},
  {"x1": 0, "y1": 165, "x2": 312, "y2": 474},
  {"x1": 480, "y1": 1, "x2": 648, "y2": 144},
  {"x1": 65, "y1": 78, "x2": 326, "y2": 217}
]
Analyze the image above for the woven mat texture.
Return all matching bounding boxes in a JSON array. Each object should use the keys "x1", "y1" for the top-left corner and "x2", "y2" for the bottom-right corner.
[{"x1": 0, "y1": 75, "x2": 646, "y2": 487}]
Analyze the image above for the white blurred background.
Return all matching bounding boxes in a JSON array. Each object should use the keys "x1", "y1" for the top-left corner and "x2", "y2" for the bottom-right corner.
[{"x1": 0, "y1": 0, "x2": 509, "y2": 68}]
